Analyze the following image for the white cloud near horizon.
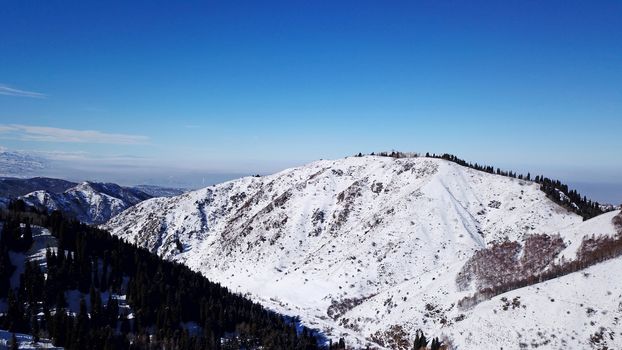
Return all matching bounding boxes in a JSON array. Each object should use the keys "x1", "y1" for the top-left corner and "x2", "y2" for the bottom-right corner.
[
  {"x1": 0, "y1": 124, "x2": 149, "y2": 144},
  {"x1": 0, "y1": 84, "x2": 47, "y2": 98},
  {"x1": 31, "y1": 149, "x2": 150, "y2": 163}
]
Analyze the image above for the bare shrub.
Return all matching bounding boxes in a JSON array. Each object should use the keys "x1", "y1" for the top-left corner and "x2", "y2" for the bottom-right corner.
[
  {"x1": 521, "y1": 234, "x2": 565, "y2": 275},
  {"x1": 459, "y1": 229, "x2": 622, "y2": 309},
  {"x1": 456, "y1": 241, "x2": 521, "y2": 291}
]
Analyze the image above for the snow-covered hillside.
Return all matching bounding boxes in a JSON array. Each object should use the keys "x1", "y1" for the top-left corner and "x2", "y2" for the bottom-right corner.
[
  {"x1": 21, "y1": 182, "x2": 151, "y2": 225},
  {"x1": 104, "y1": 155, "x2": 620, "y2": 349}
]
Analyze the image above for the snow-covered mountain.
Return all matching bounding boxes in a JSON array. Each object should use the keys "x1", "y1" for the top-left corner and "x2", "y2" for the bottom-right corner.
[
  {"x1": 104, "y1": 155, "x2": 622, "y2": 349},
  {"x1": 0, "y1": 176, "x2": 186, "y2": 224},
  {"x1": 21, "y1": 182, "x2": 152, "y2": 225}
]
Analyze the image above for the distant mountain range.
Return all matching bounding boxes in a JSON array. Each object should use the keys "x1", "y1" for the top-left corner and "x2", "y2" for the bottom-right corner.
[
  {"x1": 0, "y1": 177, "x2": 185, "y2": 224},
  {"x1": 0, "y1": 176, "x2": 75, "y2": 197}
]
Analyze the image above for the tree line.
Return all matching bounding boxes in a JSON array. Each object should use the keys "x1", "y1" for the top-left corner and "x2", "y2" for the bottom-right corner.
[{"x1": 356, "y1": 151, "x2": 606, "y2": 220}]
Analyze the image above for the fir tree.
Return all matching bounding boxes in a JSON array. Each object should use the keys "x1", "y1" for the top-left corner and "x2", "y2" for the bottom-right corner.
[
  {"x1": 430, "y1": 337, "x2": 443, "y2": 350},
  {"x1": 22, "y1": 221, "x2": 34, "y2": 251},
  {"x1": 413, "y1": 329, "x2": 428, "y2": 350},
  {"x1": 9, "y1": 333, "x2": 18, "y2": 350}
]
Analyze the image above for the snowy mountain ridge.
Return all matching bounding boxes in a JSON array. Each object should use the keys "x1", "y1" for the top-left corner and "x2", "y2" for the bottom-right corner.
[
  {"x1": 104, "y1": 155, "x2": 622, "y2": 349},
  {"x1": 20, "y1": 181, "x2": 152, "y2": 225},
  {"x1": 0, "y1": 177, "x2": 187, "y2": 225}
]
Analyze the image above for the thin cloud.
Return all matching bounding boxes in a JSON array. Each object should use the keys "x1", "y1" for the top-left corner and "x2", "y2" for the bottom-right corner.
[
  {"x1": 0, "y1": 126, "x2": 17, "y2": 132},
  {"x1": 29, "y1": 149, "x2": 91, "y2": 161},
  {"x1": 0, "y1": 84, "x2": 47, "y2": 98},
  {"x1": 0, "y1": 124, "x2": 149, "y2": 144}
]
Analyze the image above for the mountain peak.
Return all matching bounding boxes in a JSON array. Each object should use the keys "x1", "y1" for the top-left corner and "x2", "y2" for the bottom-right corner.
[{"x1": 104, "y1": 155, "x2": 602, "y2": 348}]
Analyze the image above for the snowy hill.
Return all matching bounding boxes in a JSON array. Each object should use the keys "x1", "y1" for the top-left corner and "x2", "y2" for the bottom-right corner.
[
  {"x1": 104, "y1": 155, "x2": 622, "y2": 348},
  {"x1": 21, "y1": 182, "x2": 151, "y2": 225}
]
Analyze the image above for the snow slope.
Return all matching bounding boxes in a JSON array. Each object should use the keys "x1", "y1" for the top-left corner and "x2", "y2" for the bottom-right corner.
[
  {"x1": 21, "y1": 182, "x2": 151, "y2": 225},
  {"x1": 448, "y1": 254, "x2": 622, "y2": 349},
  {"x1": 104, "y1": 155, "x2": 619, "y2": 348},
  {"x1": 338, "y1": 210, "x2": 621, "y2": 349}
]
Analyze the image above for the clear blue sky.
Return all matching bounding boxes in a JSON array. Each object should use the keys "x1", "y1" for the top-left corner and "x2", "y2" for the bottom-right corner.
[{"x1": 0, "y1": 1, "x2": 621, "y2": 201}]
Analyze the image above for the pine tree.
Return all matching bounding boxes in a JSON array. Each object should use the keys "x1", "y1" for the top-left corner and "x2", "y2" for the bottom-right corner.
[
  {"x1": 72, "y1": 298, "x2": 90, "y2": 350},
  {"x1": 105, "y1": 294, "x2": 119, "y2": 327},
  {"x1": 22, "y1": 221, "x2": 34, "y2": 251},
  {"x1": 413, "y1": 329, "x2": 428, "y2": 350},
  {"x1": 0, "y1": 245, "x2": 14, "y2": 297},
  {"x1": 31, "y1": 314, "x2": 40, "y2": 343},
  {"x1": 10, "y1": 333, "x2": 18, "y2": 350},
  {"x1": 5, "y1": 289, "x2": 26, "y2": 332},
  {"x1": 430, "y1": 337, "x2": 443, "y2": 350}
]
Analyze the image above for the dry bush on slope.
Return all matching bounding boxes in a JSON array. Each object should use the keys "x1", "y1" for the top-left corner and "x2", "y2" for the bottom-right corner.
[
  {"x1": 456, "y1": 235, "x2": 564, "y2": 292},
  {"x1": 459, "y1": 214, "x2": 622, "y2": 309}
]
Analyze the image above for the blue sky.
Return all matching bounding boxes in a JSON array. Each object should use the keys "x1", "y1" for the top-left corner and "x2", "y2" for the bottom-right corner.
[{"x1": 0, "y1": 1, "x2": 621, "y2": 201}]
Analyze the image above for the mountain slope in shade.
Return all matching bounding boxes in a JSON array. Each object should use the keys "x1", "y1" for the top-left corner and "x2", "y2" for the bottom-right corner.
[
  {"x1": 21, "y1": 182, "x2": 152, "y2": 225},
  {"x1": 0, "y1": 176, "x2": 185, "y2": 224},
  {"x1": 0, "y1": 177, "x2": 77, "y2": 198},
  {"x1": 104, "y1": 156, "x2": 620, "y2": 348}
]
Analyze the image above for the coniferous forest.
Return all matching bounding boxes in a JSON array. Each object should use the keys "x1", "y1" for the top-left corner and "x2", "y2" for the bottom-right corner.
[{"x1": 0, "y1": 201, "x2": 322, "y2": 349}]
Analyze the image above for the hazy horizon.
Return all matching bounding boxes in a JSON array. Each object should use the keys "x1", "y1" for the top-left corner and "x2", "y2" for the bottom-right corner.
[{"x1": 2, "y1": 146, "x2": 621, "y2": 204}]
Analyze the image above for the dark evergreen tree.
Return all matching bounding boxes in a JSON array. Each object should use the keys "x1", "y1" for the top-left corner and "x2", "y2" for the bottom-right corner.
[
  {"x1": 10, "y1": 333, "x2": 18, "y2": 350},
  {"x1": 4, "y1": 289, "x2": 26, "y2": 332},
  {"x1": 22, "y1": 221, "x2": 34, "y2": 251},
  {"x1": 430, "y1": 337, "x2": 443, "y2": 350},
  {"x1": 413, "y1": 329, "x2": 428, "y2": 350},
  {"x1": 31, "y1": 314, "x2": 40, "y2": 343},
  {"x1": 0, "y1": 244, "x2": 14, "y2": 297}
]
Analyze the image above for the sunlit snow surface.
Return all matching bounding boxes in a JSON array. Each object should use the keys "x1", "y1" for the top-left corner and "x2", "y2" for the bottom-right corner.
[{"x1": 105, "y1": 156, "x2": 620, "y2": 348}]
